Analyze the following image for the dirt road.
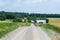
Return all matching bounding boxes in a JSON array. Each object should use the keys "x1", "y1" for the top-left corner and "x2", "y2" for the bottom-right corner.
[{"x1": 0, "y1": 24, "x2": 51, "y2": 40}]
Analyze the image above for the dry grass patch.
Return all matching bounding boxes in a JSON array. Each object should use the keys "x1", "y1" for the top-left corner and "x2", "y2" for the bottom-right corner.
[
  {"x1": 48, "y1": 18, "x2": 60, "y2": 28},
  {"x1": 49, "y1": 23, "x2": 60, "y2": 28}
]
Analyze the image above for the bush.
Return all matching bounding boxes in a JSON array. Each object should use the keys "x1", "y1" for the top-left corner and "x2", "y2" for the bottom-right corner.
[
  {"x1": 46, "y1": 19, "x2": 49, "y2": 23},
  {"x1": 0, "y1": 16, "x2": 6, "y2": 21},
  {"x1": 13, "y1": 18, "x2": 22, "y2": 22},
  {"x1": 28, "y1": 19, "x2": 31, "y2": 23}
]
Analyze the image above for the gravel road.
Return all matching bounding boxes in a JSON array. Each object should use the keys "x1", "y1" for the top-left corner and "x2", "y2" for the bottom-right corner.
[{"x1": 0, "y1": 24, "x2": 51, "y2": 40}]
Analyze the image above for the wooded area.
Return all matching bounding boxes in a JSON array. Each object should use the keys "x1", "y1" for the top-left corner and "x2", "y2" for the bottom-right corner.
[{"x1": 0, "y1": 11, "x2": 60, "y2": 22}]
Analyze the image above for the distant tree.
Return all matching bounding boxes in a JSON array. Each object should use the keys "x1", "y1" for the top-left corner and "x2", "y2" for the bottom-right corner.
[
  {"x1": 6, "y1": 13, "x2": 15, "y2": 19},
  {"x1": 13, "y1": 17, "x2": 22, "y2": 22},
  {"x1": 0, "y1": 11, "x2": 60, "y2": 21},
  {"x1": 17, "y1": 18, "x2": 22, "y2": 22},
  {"x1": 46, "y1": 19, "x2": 49, "y2": 23},
  {"x1": 0, "y1": 11, "x2": 6, "y2": 20}
]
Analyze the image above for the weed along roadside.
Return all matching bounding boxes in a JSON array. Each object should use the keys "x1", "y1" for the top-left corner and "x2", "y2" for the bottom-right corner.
[
  {"x1": 0, "y1": 23, "x2": 51, "y2": 40},
  {"x1": 0, "y1": 22, "x2": 30, "y2": 38},
  {"x1": 0, "y1": 22, "x2": 19, "y2": 38},
  {"x1": 36, "y1": 24, "x2": 60, "y2": 40}
]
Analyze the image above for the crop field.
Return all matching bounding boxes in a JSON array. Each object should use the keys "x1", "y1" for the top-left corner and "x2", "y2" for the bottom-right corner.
[{"x1": 48, "y1": 18, "x2": 60, "y2": 28}]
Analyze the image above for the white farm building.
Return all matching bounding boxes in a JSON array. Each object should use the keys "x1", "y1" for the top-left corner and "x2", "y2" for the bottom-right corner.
[{"x1": 36, "y1": 20, "x2": 46, "y2": 24}]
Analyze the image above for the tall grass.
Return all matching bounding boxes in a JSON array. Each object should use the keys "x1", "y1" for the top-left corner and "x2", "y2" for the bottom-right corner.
[
  {"x1": 0, "y1": 22, "x2": 19, "y2": 38},
  {"x1": 0, "y1": 22, "x2": 30, "y2": 38},
  {"x1": 40, "y1": 24, "x2": 60, "y2": 34}
]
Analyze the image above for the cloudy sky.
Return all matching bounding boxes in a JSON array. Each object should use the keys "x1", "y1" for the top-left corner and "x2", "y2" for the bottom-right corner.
[{"x1": 0, "y1": 0, "x2": 60, "y2": 13}]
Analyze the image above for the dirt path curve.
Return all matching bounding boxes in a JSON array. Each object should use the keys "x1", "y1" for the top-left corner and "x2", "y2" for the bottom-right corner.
[{"x1": 0, "y1": 24, "x2": 51, "y2": 40}]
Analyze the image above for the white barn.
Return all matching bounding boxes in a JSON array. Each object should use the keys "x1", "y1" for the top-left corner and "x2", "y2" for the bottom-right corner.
[{"x1": 36, "y1": 20, "x2": 46, "y2": 24}]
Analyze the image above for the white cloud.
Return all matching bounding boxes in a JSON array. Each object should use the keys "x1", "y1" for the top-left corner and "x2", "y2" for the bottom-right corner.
[
  {"x1": 0, "y1": 0, "x2": 8, "y2": 7},
  {"x1": 24, "y1": 0, "x2": 42, "y2": 3},
  {"x1": 12, "y1": 0, "x2": 48, "y2": 8},
  {"x1": 13, "y1": 0, "x2": 22, "y2": 7},
  {"x1": 13, "y1": 0, "x2": 48, "y2": 5},
  {"x1": 0, "y1": 0, "x2": 5, "y2": 7},
  {"x1": 24, "y1": 0, "x2": 48, "y2": 4},
  {"x1": 52, "y1": 0, "x2": 60, "y2": 2}
]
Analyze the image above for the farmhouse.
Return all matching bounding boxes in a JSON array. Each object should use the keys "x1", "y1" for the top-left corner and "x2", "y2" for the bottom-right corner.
[{"x1": 36, "y1": 20, "x2": 46, "y2": 24}]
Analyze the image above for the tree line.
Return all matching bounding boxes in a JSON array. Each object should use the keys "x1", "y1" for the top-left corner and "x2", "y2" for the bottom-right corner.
[{"x1": 0, "y1": 11, "x2": 60, "y2": 23}]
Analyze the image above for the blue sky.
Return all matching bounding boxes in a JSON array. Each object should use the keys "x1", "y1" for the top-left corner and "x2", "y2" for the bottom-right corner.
[{"x1": 0, "y1": 0, "x2": 60, "y2": 14}]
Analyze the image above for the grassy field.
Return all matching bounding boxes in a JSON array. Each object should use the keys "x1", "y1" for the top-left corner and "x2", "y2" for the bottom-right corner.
[
  {"x1": 0, "y1": 22, "x2": 30, "y2": 38},
  {"x1": 39, "y1": 24, "x2": 60, "y2": 33},
  {"x1": 18, "y1": 22, "x2": 30, "y2": 26},
  {"x1": 40, "y1": 24, "x2": 60, "y2": 40},
  {"x1": 0, "y1": 19, "x2": 13, "y2": 23},
  {"x1": 35, "y1": 24, "x2": 60, "y2": 40},
  {"x1": 35, "y1": 18, "x2": 60, "y2": 40},
  {"x1": 0, "y1": 22, "x2": 18, "y2": 38},
  {"x1": 48, "y1": 18, "x2": 60, "y2": 28}
]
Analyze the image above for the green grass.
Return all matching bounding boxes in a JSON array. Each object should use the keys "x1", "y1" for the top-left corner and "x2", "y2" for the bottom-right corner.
[
  {"x1": 35, "y1": 24, "x2": 60, "y2": 34},
  {"x1": 40, "y1": 24, "x2": 60, "y2": 34},
  {"x1": 0, "y1": 22, "x2": 30, "y2": 38},
  {"x1": 0, "y1": 22, "x2": 19, "y2": 38},
  {"x1": 18, "y1": 22, "x2": 30, "y2": 26}
]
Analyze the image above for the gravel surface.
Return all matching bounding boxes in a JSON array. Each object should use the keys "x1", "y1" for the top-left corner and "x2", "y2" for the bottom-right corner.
[{"x1": 0, "y1": 24, "x2": 51, "y2": 40}]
